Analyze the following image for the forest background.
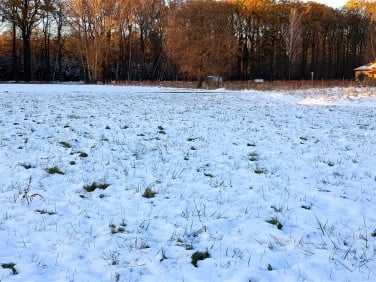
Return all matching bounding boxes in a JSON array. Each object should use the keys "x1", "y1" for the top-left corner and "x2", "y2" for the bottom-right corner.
[{"x1": 0, "y1": 0, "x2": 375, "y2": 86}]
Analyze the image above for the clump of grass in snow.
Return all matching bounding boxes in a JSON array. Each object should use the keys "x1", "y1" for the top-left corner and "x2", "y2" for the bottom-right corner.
[
  {"x1": 301, "y1": 204, "x2": 312, "y2": 210},
  {"x1": 267, "y1": 264, "x2": 274, "y2": 271},
  {"x1": 248, "y1": 152, "x2": 259, "y2": 162},
  {"x1": 84, "y1": 181, "x2": 109, "y2": 192},
  {"x1": 254, "y1": 166, "x2": 267, "y2": 174},
  {"x1": 160, "y1": 248, "x2": 168, "y2": 262},
  {"x1": 142, "y1": 187, "x2": 156, "y2": 198},
  {"x1": 266, "y1": 217, "x2": 283, "y2": 230},
  {"x1": 59, "y1": 141, "x2": 71, "y2": 148},
  {"x1": 78, "y1": 151, "x2": 88, "y2": 158},
  {"x1": 19, "y1": 163, "x2": 32, "y2": 169},
  {"x1": 102, "y1": 250, "x2": 119, "y2": 265},
  {"x1": 1, "y1": 263, "x2": 18, "y2": 275},
  {"x1": 176, "y1": 237, "x2": 193, "y2": 250},
  {"x1": 109, "y1": 223, "x2": 126, "y2": 234},
  {"x1": 271, "y1": 205, "x2": 283, "y2": 213},
  {"x1": 46, "y1": 166, "x2": 64, "y2": 175},
  {"x1": 35, "y1": 209, "x2": 57, "y2": 215},
  {"x1": 191, "y1": 250, "x2": 210, "y2": 267},
  {"x1": 158, "y1": 125, "x2": 166, "y2": 134}
]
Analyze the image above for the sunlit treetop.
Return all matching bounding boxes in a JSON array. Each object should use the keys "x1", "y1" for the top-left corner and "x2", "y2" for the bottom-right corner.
[
  {"x1": 227, "y1": 0, "x2": 274, "y2": 11},
  {"x1": 344, "y1": 0, "x2": 376, "y2": 20}
]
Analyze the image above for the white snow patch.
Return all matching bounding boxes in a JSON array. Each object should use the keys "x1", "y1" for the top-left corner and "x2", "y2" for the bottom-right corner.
[{"x1": 0, "y1": 84, "x2": 375, "y2": 281}]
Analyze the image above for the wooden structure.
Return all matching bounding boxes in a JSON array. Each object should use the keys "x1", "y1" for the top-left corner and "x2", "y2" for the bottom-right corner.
[{"x1": 354, "y1": 62, "x2": 376, "y2": 80}]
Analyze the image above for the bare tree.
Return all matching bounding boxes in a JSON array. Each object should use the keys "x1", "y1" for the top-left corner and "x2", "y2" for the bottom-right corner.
[
  {"x1": 166, "y1": 0, "x2": 237, "y2": 87},
  {"x1": 1, "y1": 0, "x2": 44, "y2": 81},
  {"x1": 364, "y1": 0, "x2": 376, "y2": 60},
  {"x1": 51, "y1": 0, "x2": 67, "y2": 81},
  {"x1": 68, "y1": 0, "x2": 118, "y2": 82},
  {"x1": 284, "y1": 7, "x2": 302, "y2": 79},
  {"x1": 133, "y1": 0, "x2": 166, "y2": 80},
  {"x1": 0, "y1": 1, "x2": 19, "y2": 80}
]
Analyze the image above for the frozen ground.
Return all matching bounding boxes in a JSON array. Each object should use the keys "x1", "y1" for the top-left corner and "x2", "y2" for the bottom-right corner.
[{"x1": 0, "y1": 84, "x2": 375, "y2": 282}]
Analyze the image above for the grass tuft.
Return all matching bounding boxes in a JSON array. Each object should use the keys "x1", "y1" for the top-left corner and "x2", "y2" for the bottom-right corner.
[
  {"x1": 142, "y1": 187, "x2": 156, "y2": 198},
  {"x1": 191, "y1": 250, "x2": 210, "y2": 267},
  {"x1": 35, "y1": 209, "x2": 57, "y2": 215},
  {"x1": 79, "y1": 152, "x2": 88, "y2": 158},
  {"x1": 110, "y1": 224, "x2": 126, "y2": 234},
  {"x1": 1, "y1": 263, "x2": 18, "y2": 275},
  {"x1": 158, "y1": 125, "x2": 166, "y2": 134},
  {"x1": 248, "y1": 152, "x2": 259, "y2": 162},
  {"x1": 266, "y1": 217, "x2": 283, "y2": 230},
  {"x1": 59, "y1": 141, "x2": 71, "y2": 148},
  {"x1": 46, "y1": 166, "x2": 64, "y2": 175},
  {"x1": 254, "y1": 166, "x2": 267, "y2": 174},
  {"x1": 84, "y1": 181, "x2": 109, "y2": 192}
]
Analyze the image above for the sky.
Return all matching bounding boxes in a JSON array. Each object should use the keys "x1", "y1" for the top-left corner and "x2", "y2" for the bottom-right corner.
[{"x1": 304, "y1": 0, "x2": 348, "y2": 8}]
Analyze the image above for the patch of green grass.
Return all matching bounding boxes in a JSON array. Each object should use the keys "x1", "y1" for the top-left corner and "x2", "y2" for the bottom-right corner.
[
  {"x1": 84, "y1": 181, "x2": 109, "y2": 192},
  {"x1": 142, "y1": 187, "x2": 156, "y2": 198},
  {"x1": 191, "y1": 250, "x2": 210, "y2": 267},
  {"x1": 46, "y1": 166, "x2": 64, "y2": 175},
  {"x1": 59, "y1": 141, "x2": 71, "y2": 148},
  {"x1": 1, "y1": 263, "x2": 18, "y2": 275},
  {"x1": 266, "y1": 217, "x2": 283, "y2": 230},
  {"x1": 267, "y1": 263, "x2": 274, "y2": 271}
]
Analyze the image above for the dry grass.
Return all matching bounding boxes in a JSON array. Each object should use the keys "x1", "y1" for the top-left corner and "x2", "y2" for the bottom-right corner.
[{"x1": 112, "y1": 79, "x2": 375, "y2": 91}]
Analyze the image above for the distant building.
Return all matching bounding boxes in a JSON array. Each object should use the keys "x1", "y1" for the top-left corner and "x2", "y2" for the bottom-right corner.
[
  {"x1": 354, "y1": 62, "x2": 376, "y2": 80},
  {"x1": 204, "y1": 76, "x2": 222, "y2": 89}
]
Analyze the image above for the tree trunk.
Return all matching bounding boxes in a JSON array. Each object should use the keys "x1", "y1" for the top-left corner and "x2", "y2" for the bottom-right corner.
[
  {"x1": 197, "y1": 76, "x2": 203, "y2": 88},
  {"x1": 23, "y1": 33, "x2": 32, "y2": 82},
  {"x1": 12, "y1": 20, "x2": 18, "y2": 81}
]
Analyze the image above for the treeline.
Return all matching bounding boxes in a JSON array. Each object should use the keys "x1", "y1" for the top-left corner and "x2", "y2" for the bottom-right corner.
[{"x1": 0, "y1": 0, "x2": 375, "y2": 85}]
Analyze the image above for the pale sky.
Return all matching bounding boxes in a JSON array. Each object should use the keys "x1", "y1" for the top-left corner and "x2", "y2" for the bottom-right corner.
[{"x1": 304, "y1": 0, "x2": 348, "y2": 8}]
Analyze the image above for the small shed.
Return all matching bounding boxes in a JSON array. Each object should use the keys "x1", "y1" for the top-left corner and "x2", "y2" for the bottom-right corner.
[
  {"x1": 354, "y1": 62, "x2": 376, "y2": 80},
  {"x1": 204, "y1": 76, "x2": 222, "y2": 89}
]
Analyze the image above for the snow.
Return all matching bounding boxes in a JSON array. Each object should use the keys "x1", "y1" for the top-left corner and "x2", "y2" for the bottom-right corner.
[{"x1": 0, "y1": 84, "x2": 375, "y2": 282}]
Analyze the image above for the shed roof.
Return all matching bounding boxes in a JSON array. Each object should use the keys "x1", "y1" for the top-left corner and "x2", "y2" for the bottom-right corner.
[{"x1": 354, "y1": 62, "x2": 376, "y2": 71}]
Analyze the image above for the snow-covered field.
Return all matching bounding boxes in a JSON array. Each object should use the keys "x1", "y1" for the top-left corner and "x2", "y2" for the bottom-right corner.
[{"x1": 0, "y1": 84, "x2": 375, "y2": 282}]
